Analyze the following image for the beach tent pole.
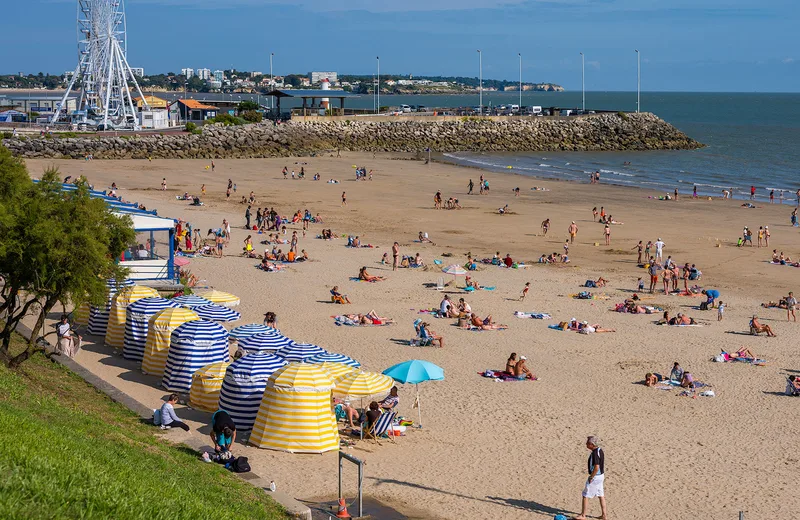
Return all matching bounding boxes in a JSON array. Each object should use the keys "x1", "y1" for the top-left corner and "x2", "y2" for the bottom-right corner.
[{"x1": 416, "y1": 383, "x2": 423, "y2": 428}]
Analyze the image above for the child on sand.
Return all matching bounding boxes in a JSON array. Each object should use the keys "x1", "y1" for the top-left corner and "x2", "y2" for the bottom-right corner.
[
  {"x1": 520, "y1": 282, "x2": 530, "y2": 301},
  {"x1": 637, "y1": 277, "x2": 644, "y2": 291},
  {"x1": 717, "y1": 301, "x2": 725, "y2": 321}
]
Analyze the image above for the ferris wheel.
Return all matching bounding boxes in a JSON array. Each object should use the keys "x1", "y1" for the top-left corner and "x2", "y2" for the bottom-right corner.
[{"x1": 52, "y1": 0, "x2": 147, "y2": 130}]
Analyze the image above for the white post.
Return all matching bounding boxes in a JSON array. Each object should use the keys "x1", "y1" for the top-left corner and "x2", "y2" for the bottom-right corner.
[
  {"x1": 580, "y1": 52, "x2": 585, "y2": 112},
  {"x1": 477, "y1": 49, "x2": 482, "y2": 115},
  {"x1": 518, "y1": 53, "x2": 522, "y2": 112},
  {"x1": 269, "y1": 52, "x2": 274, "y2": 110},
  {"x1": 376, "y1": 56, "x2": 380, "y2": 115},
  {"x1": 416, "y1": 384, "x2": 422, "y2": 428},
  {"x1": 636, "y1": 49, "x2": 640, "y2": 113}
]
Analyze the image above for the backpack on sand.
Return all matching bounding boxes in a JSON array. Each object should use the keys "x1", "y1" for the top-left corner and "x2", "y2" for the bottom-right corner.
[{"x1": 232, "y1": 456, "x2": 251, "y2": 473}]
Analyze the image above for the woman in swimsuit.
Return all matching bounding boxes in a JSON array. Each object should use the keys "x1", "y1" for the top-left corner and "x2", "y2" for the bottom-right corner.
[{"x1": 506, "y1": 353, "x2": 519, "y2": 374}]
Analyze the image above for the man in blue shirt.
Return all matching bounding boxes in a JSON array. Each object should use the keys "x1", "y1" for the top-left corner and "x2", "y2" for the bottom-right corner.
[{"x1": 702, "y1": 289, "x2": 720, "y2": 308}]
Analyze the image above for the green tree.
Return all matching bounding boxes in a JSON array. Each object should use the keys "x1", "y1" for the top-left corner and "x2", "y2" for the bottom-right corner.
[
  {"x1": 237, "y1": 100, "x2": 259, "y2": 113},
  {"x1": 0, "y1": 149, "x2": 135, "y2": 368},
  {"x1": 240, "y1": 110, "x2": 262, "y2": 123}
]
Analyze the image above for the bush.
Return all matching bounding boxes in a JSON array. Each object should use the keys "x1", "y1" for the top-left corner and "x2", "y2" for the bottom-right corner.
[
  {"x1": 185, "y1": 122, "x2": 197, "y2": 133},
  {"x1": 241, "y1": 110, "x2": 262, "y2": 123},
  {"x1": 58, "y1": 132, "x2": 78, "y2": 139},
  {"x1": 2, "y1": 132, "x2": 12, "y2": 139},
  {"x1": 618, "y1": 111, "x2": 628, "y2": 120},
  {"x1": 206, "y1": 113, "x2": 247, "y2": 126}
]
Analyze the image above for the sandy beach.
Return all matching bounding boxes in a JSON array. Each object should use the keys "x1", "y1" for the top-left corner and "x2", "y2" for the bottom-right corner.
[{"x1": 26, "y1": 154, "x2": 799, "y2": 519}]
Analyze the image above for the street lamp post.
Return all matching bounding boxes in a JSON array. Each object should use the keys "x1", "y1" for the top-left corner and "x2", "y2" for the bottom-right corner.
[
  {"x1": 269, "y1": 52, "x2": 274, "y2": 111},
  {"x1": 477, "y1": 49, "x2": 482, "y2": 115},
  {"x1": 635, "y1": 49, "x2": 641, "y2": 113},
  {"x1": 580, "y1": 52, "x2": 585, "y2": 112},
  {"x1": 376, "y1": 56, "x2": 380, "y2": 115},
  {"x1": 183, "y1": 81, "x2": 187, "y2": 125},
  {"x1": 518, "y1": 53, "x2": 522, "y2": 113}
]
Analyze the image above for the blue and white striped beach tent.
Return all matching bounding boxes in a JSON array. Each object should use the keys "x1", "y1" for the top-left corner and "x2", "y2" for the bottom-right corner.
[
  {"x1": 229, "y1": 324, "x2": 280, "y2": 341},
  {"x1": 217, "y1": 352, "x2": 288, "y2": 431},
  {"x1": 306, "y1": 352, "x2": 361, "y2": 368},
  {"x1": 193, "y1": 304, "x2": 242, "y2": 323},
  {"x1": 170, "y1": 295, "x2": 212, "y2": 309},
  {"x1": 86, "y1": 278, "x2": 135, "y2": 336},
  {"x1": 162, "y1": 320, "x2": 231, "y2": 393},
  {"x1": 238, "y1": 332, "x2": 295, "y2": 354},
  {"x1": 276, "y1": 342, "x2": 327, "y2": 363},
  {"x1": 123, "y1": 297, "x2": 180, "y2": 361}
]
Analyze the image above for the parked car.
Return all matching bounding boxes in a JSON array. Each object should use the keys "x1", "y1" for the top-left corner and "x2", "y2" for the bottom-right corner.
[{"x1": 400, "y1": 104, "x2": 412, "y2": 113}]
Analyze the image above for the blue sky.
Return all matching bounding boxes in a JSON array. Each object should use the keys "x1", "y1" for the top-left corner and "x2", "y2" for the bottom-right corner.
[{"x1": 3, "y1": 0, "x2": 797, "y2": 92}]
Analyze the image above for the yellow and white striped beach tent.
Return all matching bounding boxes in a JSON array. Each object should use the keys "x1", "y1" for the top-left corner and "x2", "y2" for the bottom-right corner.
[
  {"x1": 105, "y1": 286, "x2": 158, "y2": 349},
  {"x1": 73, "y1": 303, "x2": 91, "y2": 326},
  {"x1": 190, "y1": 361, "x2": 231, "y2": 412},
  {"x1": 196, "y1": 290, "x2": 240, "y2": 308},
  {"x1": 317, "y1": 361, "x2": 358, "y2": 380},
  {"x1": 332, "y1": 370, "x2": 394, "y2": 399},
  {"x1": 249, "y1": 363, "x2": 340, "y2": 454},
  {"x1": 141, "y1": 307, "x2": 200, "y2": 376}
]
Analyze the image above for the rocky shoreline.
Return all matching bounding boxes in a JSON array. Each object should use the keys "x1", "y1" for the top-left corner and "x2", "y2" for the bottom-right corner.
[{"x1": 2, "y1": 113, "x2": 702, "y2": 159}]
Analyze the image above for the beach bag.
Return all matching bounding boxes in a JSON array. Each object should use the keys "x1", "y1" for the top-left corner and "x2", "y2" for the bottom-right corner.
[
  {"x1": 232, "y1": 456, "x2": 251, "y2": 473},
  {"x1": 152, "y1": 408, "x2": 162, "y2": 426},
  {"x1": 699, "y1": 301, "x2": 709, "y2": 311}
]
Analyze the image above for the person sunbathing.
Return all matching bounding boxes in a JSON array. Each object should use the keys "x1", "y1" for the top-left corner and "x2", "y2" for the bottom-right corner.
[
  {"x1": 721, "y1": 347, "x2": 758, "y2": 361},
  {"x1": 579, "y1": 321, "x2": 616, "y2": 333},
  {"x1": 413, "y1": 253, "x2": 424, "y2": 267},
  {"x1": 750, "y1": 316, "x2": 776, "y2": 336},
  {"x1": 331, "y1": 286, "x2": 351, "y2": 304},
  {"x1": 358, "y1": 266, "x2": 385, "y2": 282},
  {"x1": 259, "y1": 258, "x2": 279, "y2": 271},
  {"x1": 761, "y1": 300, "x2": 788, "y2": 309},
  {"x1": 644, "y1": 372, "x2": 664, "y2": 387},
  {"x1": 464, "y1": 276, "x2": 480, "y2": 290},
  {"x1": 513, "y1": 356, "x2": 535, "y2": 379},
  {"x1": 469, "y1": 313, "x2": 508, "y2": 330},
  {"x1": 363, "y1": 310, "x2": 393, "y2": 325},
  {"x1": 418, "y1": 231, "x2": 435, "y2": 244},
  {"x1": 595, "y1": 277, "x2": 608, "y2": 287},
  {"x1": 419, "y1": 322, "x2": 444, "y2": 347}
]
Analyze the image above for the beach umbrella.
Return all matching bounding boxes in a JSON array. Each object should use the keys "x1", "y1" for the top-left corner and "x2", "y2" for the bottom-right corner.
[
  {"x1": 316, "y1": 361, "x2": 358, "y2": 380},
  {"x1": 141, "y1": 307, "x2": 200, "y2": 376},
  {"x1": 249, "y1": 363, "x2": 339, "y2": 454},
  {"x1": 441, "y1": 264, "x2": 467, "y2": 276},
  {"x1": 189, "y1": 361, "x2": 231, "y2": 412},
  {"x1": 170, "y1": 295, "x2": 212, "y2": 309},
  {"x1": 196, "y1": 289, "x2": 240, "y2": 307},
  {"x1": 87, "y1": 278, "x2": 135, "y2": 336},
  {"x1": 229, "y1": 324, "x2": 280, "y2": 340},
  {"x1": 382, "y1": 360, "x2": 445, "y2": 428},
  {"x1": 123, "y1": 297, "x2": 180, "y2": 361},
  {"x1": 307, "y1": 352, "x2": 361, "y2": 368},
  {"x1": 194, "y1": 304, "x2": 242, "y2": 323},
  {"x1": 238, "y1": 332, "x2": 295, "y2": 354},
  {"x1": 332, "y1": 370, "x2": 394, "y2": 399},
  {"x1": 276, "y1": 342, "x2": 327, "y2": 362},
  {"x1": 217, "y1": 352, "x2": 288, "y2": 431},
  {"x1": 162, "y1": 320, "x2": 230, "y2": 394},
  {"x1": 105, "y1": 286, "x2": 159, "y2": 348}
]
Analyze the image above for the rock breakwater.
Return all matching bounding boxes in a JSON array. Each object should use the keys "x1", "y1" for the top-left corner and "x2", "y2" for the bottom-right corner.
[{"x1": 2, "y1": 113, "x2": 702, "y2": 159}]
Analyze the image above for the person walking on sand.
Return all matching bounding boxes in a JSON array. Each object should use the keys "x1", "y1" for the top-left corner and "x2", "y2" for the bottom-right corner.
[
  {"x1": 245, "y1": 205, "x2": 251, "y2": 229},
  {"x1": 632, "y1": 241, "x2": 643, "y2": 264},
  {"x1": 341, "y1": 191, "x2": 347, "y2": 206},
  {"x1": 541, "y1": 218, "x2": 550, "y2": 236},
  {"x1": 604, "y1": 224, "x2": 611, "y2": 246},
  {"x1": 574, "y1": 435, "x2": 608, "y2": 520},
  {"x1": 568, "y1": 221, "x2": 578, "y2": 244},
  {"x1": 392, "y1": 242, "x2": 400, "y2": 271},
  {"x1": 161, "y1": 178, "x2": 167, "y2": 191},
  {"x1": 211, "y1": 160, "x2": 215, "y2": 172},
  {"x1": 468, "y1": 179, "x2": 474, "y2": 195},
  {"x1": 520, "y1": 282, "x2": 530, "y2": 301},
  {"x1": 786, "y1": 291, "x2": 797, "y2": 322}
]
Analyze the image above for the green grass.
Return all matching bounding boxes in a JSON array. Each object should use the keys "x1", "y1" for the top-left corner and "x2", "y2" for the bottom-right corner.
[{"x1": 0, "y1": 335, "x2": 289, "y2": 520}]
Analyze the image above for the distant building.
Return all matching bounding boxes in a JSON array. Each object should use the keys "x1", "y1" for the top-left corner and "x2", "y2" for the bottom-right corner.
[
  {"x1": 250, "y1": 71, "x2": 262, "y2": 78},
  {"x1": 0, "y1": 93, "x2": 77, "y2": 114},
  {"x1": 137, "y1": 110, "x2": 169, "y2": 129},
  {"x1": 300, "y1": 78, "x2": 311, "y2": 87},
  {"x1": 309, "y1": 71, "x2": 338, "y2": 84},
  {"x1": 132, "y1": 95, "x2": 168, "y2": 110},
  {"x1": 168, "y1": 99, "x2": 218, "y2": 123},
  {"x1": 208, "y1": 80, "x2": 222, "y2": 90},
  {"x1": 0, "y1": 110, "x2": 27, "y2": 123},
  {"x1": 197, "y1": 68, "x2": 212, "y2": 80},
  {"x1": 213, "y1": 70, "x2": 225, "y2": 82},
  {"x1": 181, "y1": 68, "x2": 195, "y2": 79},
  {"x1": 130, "y1": 67, "x2": 145, "y2": 77}
]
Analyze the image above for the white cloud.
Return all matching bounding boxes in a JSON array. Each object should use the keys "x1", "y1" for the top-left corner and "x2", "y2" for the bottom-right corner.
[{"x1": 782, "y1": 57, "x2": 795, "y2": 64}]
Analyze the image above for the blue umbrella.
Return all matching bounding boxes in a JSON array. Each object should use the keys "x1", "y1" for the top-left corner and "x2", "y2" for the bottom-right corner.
[
  {"x1": 171, "y1": 295, "x2": 212, "y2": 309},
  {"x1": 382, "y1": 360, "x2": 444, "y2": 428},
  {"x1": 229, "y1": 324, "x2": 280, "y2": 340},
  {"x1": 276, "y1": 342, "x2": 326, "y2": 362},
  {"x1": 238, "y1": 332, "x2": 295, "y2": 354},
  {"x1": 194, "y1": 304, "x2": 241, "y2": 322},
  {"x1": 306, "y1": 352, "x2": 361, "y2": 368}
]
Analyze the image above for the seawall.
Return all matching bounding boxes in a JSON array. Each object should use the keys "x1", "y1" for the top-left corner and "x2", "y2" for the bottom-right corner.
[{"x1": 1, "y1": 113, "x2": 702, "y2": 159}]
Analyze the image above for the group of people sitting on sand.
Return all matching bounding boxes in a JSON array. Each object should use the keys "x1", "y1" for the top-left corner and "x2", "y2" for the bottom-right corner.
[
  {"x1": 337, "y1": 386, "x2": 399, "y2": 430},
  {"x1": 358, "y1": 266, "x2": 386, "y2": 282},
  {"x1": 770, "y1": 250, "x2": 797, "y2": 265},
  {"x1": 504, "y1": 353, "x2": 536, "y2": 380},
  {"x1": 438, "y1": 294, "x2": 509, "y2": 331},
  {"x1": 319, "y1": 229, "x2": 338, "y2": 240},
  {"x1": 347, "y1": 236, "x2": 374, "y2": 248},
  {"x1": 553, "y1": 318, "x2": 616, "y2": 333},
  {"x1": 614, "y1": 299, "x2": 660, "y2": 314},
  {"x1": 382, "y1": 252, "x2": 425, "y2": 268},
  {"x1": 645, "y1": 362, "x2": 698, "y2": 388},
  {"x1": 539, "y1": 252, "x2": 570, "y2": 264},
  {"x1": 657, "y1": 311, "x2": 698, "y2": 326},
  {"x1": 433, "y1": 191, "x2": 462, "y2": 210}
]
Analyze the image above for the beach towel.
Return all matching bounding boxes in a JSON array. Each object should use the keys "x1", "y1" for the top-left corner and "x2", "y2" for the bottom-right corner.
[
  {"x1": 660, "y1": 323, "x2": 704, "y2": 327},
  {"x1": 514, "y1": 312, "x2": 552, "y2": 319},
  {"x1": 417, "y1": 309, "x2": 442, "y2": 317},
  {"x1": 463, "y1": 286, "x2": 496, "y2": 292},
  {"x1": 332, "y1": 316, "x2": 393, "y2": 327},
  {"x1": 433, "y1": 259, "x2": 443, "y2": 265},
  {"x1": 349, "y1": 277, "x2": 380, "y2": 283},
  {"x1": 548, "y1": 324, "x2": 567, "y2": 331},
  {"x1": 478, "y1": 370, "x2": 535, "y2": 382}
]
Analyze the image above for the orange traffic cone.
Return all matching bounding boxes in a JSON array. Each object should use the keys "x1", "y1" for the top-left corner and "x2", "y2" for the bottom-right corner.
[{"x1": 336, "y1": 497, "x2": 351, "y2": 519}]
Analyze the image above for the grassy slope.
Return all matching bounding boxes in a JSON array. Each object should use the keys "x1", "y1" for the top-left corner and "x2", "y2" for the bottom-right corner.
[{"x1": 0, "y1": 336, "x2": 289, "y2": 520}]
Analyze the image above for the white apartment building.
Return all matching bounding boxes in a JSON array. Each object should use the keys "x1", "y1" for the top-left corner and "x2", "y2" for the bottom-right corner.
[
  {"x1": 180, "y1": 68, "x2": 195, "y2": 79},
  {"x1": 197, "y1": 68, "x2": 212, "y2": 80}
]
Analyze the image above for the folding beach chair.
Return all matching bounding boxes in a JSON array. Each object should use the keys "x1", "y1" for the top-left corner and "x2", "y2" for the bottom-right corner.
[
  {"x1": 409, "y1": 319, "x2": 432, "y2": 346},
  {"x1": 435, "y1": 277, "x2": 444, "y2": 291},
  {"x1": 365, "y1": 411, "x2": 397, "y2": 445}
]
